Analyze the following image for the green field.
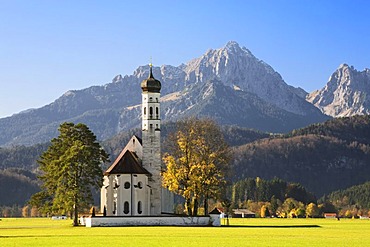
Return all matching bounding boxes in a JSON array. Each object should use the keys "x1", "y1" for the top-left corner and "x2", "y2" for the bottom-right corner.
[{"x1": 1, "y1": 217, "x2": 369, "y2": 246}]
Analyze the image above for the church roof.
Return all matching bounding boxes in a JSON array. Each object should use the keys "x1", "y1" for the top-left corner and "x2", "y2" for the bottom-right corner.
[
  {"x1": 140, "y1": 65, "x2": 161, "y2": 93},
  {"x1": 133, "y1": 134, "x2": 142, "y2": 145},
  {"x1": 104, "y1": 150, "x2": 150, "y2": 175}
]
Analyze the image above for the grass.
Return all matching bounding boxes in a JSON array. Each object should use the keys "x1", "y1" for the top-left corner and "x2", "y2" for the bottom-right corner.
[{"x1": 1, "y1": 217, "x2": 369, "y2": 246}]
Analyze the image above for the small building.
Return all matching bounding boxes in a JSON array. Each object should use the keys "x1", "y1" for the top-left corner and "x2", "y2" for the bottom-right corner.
[
  {"x1": 232, "y1": 209, "x2": 256, "y2": 218},
  {"x1": 324, "y1": 213, "x2": 337, "y2": 219}
]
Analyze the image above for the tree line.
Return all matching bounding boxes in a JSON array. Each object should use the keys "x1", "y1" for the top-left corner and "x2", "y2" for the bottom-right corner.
[{"x1": 321, "y1": 181, "x2": 370, "y2": 218}]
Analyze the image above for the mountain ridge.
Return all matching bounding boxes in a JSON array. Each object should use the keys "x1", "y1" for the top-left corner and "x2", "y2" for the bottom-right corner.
[
  {"x1": 307, "y1": 64, "x2": 370, "y2": 117},
  {"x1": 0, "y1": 41, "x2": 328, "y2": 146}
]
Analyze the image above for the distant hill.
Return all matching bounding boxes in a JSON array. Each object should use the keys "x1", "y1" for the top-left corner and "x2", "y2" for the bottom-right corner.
[
  {"x1": 0, "y1": 168, "x2": 40, "y2": 206},
  {"x1": 1, "y1": 116, "x2": 370, "y2": 206},
  {"x1": 0, "y1": 144, "x2": 48, "y2": 171},
  {"x1": 0, "y1": 41, "x2": 328, "y2": 147},
  {"x1": 324, "y1": 181, "x2": 370, "y2": 209},
  {"x1": 232, "y1": 115, "x2": 370, "y2": 197}
]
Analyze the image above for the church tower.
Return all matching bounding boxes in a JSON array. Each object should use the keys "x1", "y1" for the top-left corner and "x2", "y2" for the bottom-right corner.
[{"x1": 140, "y1": 64, "x2": 162, "y2": 215}]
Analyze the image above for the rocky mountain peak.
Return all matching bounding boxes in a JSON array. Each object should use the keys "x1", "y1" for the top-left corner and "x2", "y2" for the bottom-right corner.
[
  {"x1": 112, "y1": 74, "x2": 123, "y2": 83},
  {"x1": 182, "y1": 41, "x2": 318, "y2": 116},
  {"x1": 307, "y1": 64, "x2": 370, "y2": 117}
]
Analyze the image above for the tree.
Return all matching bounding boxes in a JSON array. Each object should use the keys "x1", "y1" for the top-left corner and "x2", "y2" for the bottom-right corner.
[
  {"x1": 260, "y1": 205, "x2": 270, "y2": 218},
  {"x1": 162, "y1": 118, "x2": 231, "y2": 216},
  {"x1": 29, "y1": 122, "x2": 109, "y2": 226},
  {"x1": 306, "y1": 203, "x2": 319, "y2": 218},
  {"x1": 30, "y1": 206, "x2": 39, "y2": 217},
  {"x1": 22, "y1": 205, "x2": 30, "y2": 217},
  {"x1": 270, "y1": 196, "x2": 279, "y2": 215}
]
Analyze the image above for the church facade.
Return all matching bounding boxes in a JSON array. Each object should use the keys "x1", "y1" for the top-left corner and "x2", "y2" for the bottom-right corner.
[{"x1": 100, "y1": 65, "x2": 167, "y2": 216}]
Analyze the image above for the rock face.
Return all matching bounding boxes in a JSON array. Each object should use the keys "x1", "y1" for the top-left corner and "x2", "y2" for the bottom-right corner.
[
  {"x1": 307, "y1": 64, "x2": 370, "y2": 117},
  {"x1": 0, "y1": 41, "x2": 328, "y2": 146},
  {"x1": 183, "y1": 41, "x2": 317, "y2": 116}
]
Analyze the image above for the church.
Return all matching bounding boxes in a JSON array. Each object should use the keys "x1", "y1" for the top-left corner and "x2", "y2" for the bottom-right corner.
[
  {"x1": 86, "y1": 64, "x2": 220, "y2": 226},
  {"x1": 100, "y1": 64, "x2": 172, "y2": 216}
]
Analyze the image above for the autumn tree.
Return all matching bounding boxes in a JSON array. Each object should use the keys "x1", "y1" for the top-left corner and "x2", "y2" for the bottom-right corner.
[
  {"x1": 22, "y1": 205, "x2": 30, "y2": 217},
  {"x1": 29, "y1": 122, "x2": 109, "y2": 226},
  {"x1": 260, "y1": 205, "x2": 270, "y2": 218},
  {"x1": 162, "y1": 118, "x2": 231, "y2": 216},
  {"x1": 306, "y1": 202, "x2": 319, "y2": 218}
]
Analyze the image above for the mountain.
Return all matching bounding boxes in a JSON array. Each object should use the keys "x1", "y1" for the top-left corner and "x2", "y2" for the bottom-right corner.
[
  {"x1": 307, "y1": 64, "x2": 370, "y2": 117},
  {"x1": 0, "y1": 41, "x2": 328, "y2": 147},
  {"x1": 232, "y1": 115, "x2": 370, "y2": 197}
]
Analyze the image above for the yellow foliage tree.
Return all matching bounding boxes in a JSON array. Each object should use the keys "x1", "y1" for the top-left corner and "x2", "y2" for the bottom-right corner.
[
  {"x1": 306, "y1": 202, "x2": 319, "y2": 218},
  {"x1": 162, "y1": 118, "x2": 231, "y2": 216}
]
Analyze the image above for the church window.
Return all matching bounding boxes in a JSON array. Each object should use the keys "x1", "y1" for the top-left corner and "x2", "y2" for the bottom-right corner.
[
  {"x1": 156, "y1": 98, "x2": 158, "y2": 102},
  {"x1": 149, "y1": 97, "x2": 153, "y2": 102},
  {"x1": 138, "y1": 201, "x2": 143, "y2": 214},
  {"x1": 137, "y1": 182, "x2": 143, "y2": 189},
  {"x1": 144, "y1": 107, "x2": 146, "y2": 115},
  {"x1": 113, "y1": 201, "x2": 117, "y2": 215},
  {"x1": 133, "y1": 139, "x2": 135, "y2": 145},
  {"x1": 124, "y1": 182, "x2": 130, "y2": 189},
  {"x1": 124, "y1": 201, "x2": 130, "y2": 214},
  {"x1": 149, "y1": 107, "x2": 153, "y2": 118},
  {"x1": 156, "y1": 107, "x2": 159, "y2": 118}
]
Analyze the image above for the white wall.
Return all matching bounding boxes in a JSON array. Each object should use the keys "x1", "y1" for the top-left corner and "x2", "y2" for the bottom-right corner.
[{"x1": 85, "y1": 215, "x2": 221, "y2": 227}]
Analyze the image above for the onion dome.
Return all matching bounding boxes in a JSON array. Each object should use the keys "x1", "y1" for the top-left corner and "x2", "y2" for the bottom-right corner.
[{"x1": 140, "y1": 64, "x2": 161, "y2": 93}]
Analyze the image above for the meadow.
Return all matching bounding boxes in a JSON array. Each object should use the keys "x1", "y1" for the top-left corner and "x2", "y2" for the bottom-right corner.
[{"x1": 1, "y1": 217, "x2": 369, "y2": 246}]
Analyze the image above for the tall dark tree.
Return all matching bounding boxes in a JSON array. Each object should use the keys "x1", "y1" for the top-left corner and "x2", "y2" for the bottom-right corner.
[{"x1": 29, "y1": 122, "x2": 109, "y2": 226}]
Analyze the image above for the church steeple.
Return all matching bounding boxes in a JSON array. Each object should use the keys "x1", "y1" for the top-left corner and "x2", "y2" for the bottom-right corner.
[
  {"x1": 140, "y1": 63, "x2": 161, "y2": 215},
  {"x1": 141, "y1": 64, "x2": 161, "y2": 93}
]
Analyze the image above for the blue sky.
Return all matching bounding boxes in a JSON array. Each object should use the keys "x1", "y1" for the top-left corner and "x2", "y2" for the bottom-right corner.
[{"x1": 0, "y1": 0, "x2": 369, "y2": 118}]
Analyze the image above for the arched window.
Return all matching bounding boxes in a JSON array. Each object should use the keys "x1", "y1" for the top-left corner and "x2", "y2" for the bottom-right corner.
[
  {"x1": 138, "y1": 201, "x2": 143, "y2": 214},
  {"x1": 149, "y1": 107, "x2": 153, "y2": 119},
  {"x1": 124, "y1": 201, "x2": 130, "y2": 214},
  {"x1": 144, "y1": 107, "x2": 146, "y2": 115},
  {"x1": 113, "y1": 201, "x2": 117, "y2": 215},
  {"x1": 156, "y1": 107, "x2": 159, "y2": 119},
  {"x1": 137, "y1": 182, "x2": 143, "y2": 189}
]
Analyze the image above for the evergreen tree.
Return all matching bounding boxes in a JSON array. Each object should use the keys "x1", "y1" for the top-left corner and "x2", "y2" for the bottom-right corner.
[{"x1": 29, "y1": 122, "x2": 109, "y2": 226}]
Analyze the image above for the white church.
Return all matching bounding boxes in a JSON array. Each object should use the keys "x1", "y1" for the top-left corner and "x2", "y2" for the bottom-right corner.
[
  {"x1": 100, "y1": 64, "x2": 170, "y2": 216},
  {"x1": 85, "y1": 65, "x2": 220, "y2": 226}
]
